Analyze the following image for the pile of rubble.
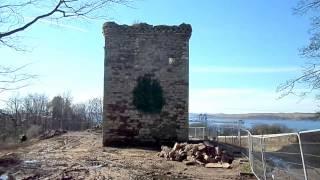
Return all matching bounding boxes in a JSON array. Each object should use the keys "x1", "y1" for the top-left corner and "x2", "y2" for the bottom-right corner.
[{"x1": 159, "y1": 142, "x2": 234, "y2": 169}]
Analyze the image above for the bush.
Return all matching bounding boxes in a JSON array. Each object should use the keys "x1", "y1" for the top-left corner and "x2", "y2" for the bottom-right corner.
[{"x1": 250, "y1": 124, "x2": 293, "y2": 135}]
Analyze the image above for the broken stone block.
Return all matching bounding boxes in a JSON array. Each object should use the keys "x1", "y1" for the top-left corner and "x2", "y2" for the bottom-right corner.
[
  {"x1": 195, "y1": 160, "x2": 205, "y2": 166},
  {"x1": 186, "y1": 155, "x2": 195, "y2": 162},
  {"x1": 172, "y1": 142, "x2": 180, "y2": 152},
  {"x1": 195, "y1": 151, "x2": 203, "y2": 160},
  {"x1": 214, "y1": 155, "x2": 221, "y2": 161},
  {"x1": 205, "y1": 163, "x2": 223, "y2": 168},
  {"x1": 184, "y1": 144, "x2": 193, "y2": 152},
  {"x1": 215, "y1": 146, "x2": 221, "y2": 156},
  {"x1": 174, "y1": 151, "x2": 187, "y2": 162},
  {"x1": 222, "y1": 163, "x2": 232, "y2": 169},
  {"x1": 205, "y1": 162, "x2": 232, "y2": 169},
  {"x1": 159, "y1": 146, "x2": 171, "y2": 158},
  {"x1": 197, "y1": 144, "x2": 206, "y2": 151},
  {"x1": 204, "y1": 154, "x2": 217, "y2": 163}
]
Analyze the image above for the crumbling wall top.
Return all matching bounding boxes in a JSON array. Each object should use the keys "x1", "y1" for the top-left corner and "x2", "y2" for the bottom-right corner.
[{"x1": 103, "y1": 21, "x2": 192, "y2": 38}]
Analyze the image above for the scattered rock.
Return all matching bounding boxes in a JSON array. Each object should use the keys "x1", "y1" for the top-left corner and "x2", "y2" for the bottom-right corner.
[
  {"x1": 197, "y1": 144, "x2": 206, "y2": 151},
  {"x1": 222, "y1": 163, "x2": 232, "y2": 169},
  {"x1": 205, "y1": 163, "x2": 231, "y2": 169},
  {"x1": 172, "y1": 142, "x2": 180, "y2": 152},
  {"x1": 195, "y1": 160, "x2": 205, "y2": 166},
  {"x1": 183, "y1": 160, "x2": 196, "y2": 166},
  {"x1": 214, "y1": 155, "x2": 221, "y2": 161},
  {"x1": 183, "y1": 168, "x2": 188, "y2": 171},
  {"x1": 215, "y1": 146, "x2": 221, "y2": 156},
  {"x1": 205, "y1": 163, "x2": 223, "y2": 168}
]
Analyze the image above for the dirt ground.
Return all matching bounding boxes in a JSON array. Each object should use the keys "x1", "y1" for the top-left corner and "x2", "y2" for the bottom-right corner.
[{"x1": 0, "y1": 131, "x2": 251, "y2": 180}]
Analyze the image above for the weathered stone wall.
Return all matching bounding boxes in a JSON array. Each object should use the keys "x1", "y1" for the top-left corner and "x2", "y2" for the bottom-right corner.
[{"x1": 103, "y1": 22, "x2": 192, "y2": 146}]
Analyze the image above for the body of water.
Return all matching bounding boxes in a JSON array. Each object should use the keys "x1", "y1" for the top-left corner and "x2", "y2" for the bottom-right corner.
[
  {"x1": 191, "y1": 117, "x2": 320, "y2": 132},
  {"x1": 240, "y1": 119, "x2": 320, "y2": 131}
]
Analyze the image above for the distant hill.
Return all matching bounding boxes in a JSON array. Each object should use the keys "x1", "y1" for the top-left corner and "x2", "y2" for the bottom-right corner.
[{"x1": 190, "y1": 113, "x2": 320, "y2": 120}]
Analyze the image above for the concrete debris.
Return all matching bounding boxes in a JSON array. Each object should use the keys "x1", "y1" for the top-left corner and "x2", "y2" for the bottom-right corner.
[{"x1": 159, "y1": 142, "x2": 234, "y2": 168}]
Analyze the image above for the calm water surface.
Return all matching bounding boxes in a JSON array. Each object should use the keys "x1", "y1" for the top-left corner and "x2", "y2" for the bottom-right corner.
[{"x1": 191, "y1": 117, "x2": 320, "y2": 131}]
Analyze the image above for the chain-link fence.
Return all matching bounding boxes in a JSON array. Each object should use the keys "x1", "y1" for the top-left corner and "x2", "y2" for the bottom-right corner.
[
  {"x1": 188, "y1": 118, "x2": 320, "y2": 180},
  {"x1": 189, "y1": 126, "x2": 205, "y2": 140},
  {"x1": 299, "y1": 130, "x2": 320, "y2": 180},
  {"x1": 263, "y1": 133, "x2": 305, "y2": 180}
]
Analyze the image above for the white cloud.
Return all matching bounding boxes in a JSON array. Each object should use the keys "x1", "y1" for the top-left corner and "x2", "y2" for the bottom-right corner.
[
  {"x1": 189, "y1": 88, "x2": 318, "y2": 114},
  {"x1": 190, "y1": 66, "x2": 300, "y2": 73}
]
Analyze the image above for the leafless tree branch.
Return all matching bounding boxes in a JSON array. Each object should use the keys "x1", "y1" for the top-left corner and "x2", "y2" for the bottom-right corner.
[
  {"x1": 0, "y1": 0, "x2": 130, "y2": 93},
  {"x1": 0, "y1": 0, "x2": 131, "y2": 46},
  {"x1": 279, "y1": 0, "x2": 320, "y2": 100},
  {"x1": 294, "y1": 0, "x2": 320, "y2": 14},
  {"x1": 0, "y1": 64, "x2": 37, "y2": 94}
]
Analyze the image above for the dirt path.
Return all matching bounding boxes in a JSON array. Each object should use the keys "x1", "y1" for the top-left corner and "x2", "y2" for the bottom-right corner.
[{"x1": 0, "y1": 131, "x2": 245, "y2": 179}]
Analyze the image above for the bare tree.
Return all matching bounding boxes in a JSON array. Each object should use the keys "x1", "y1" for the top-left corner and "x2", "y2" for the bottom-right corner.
[
  {"x1": 72, "y1": 103, "x2": 87, "y2": 130},
  {"x1": 1, "y1": 91, "x2": 103, "y2": 143},
  {"x1": 22, "y1": 93, "x2": 48, "y2": 130},
  {"x1": 5, "y1": 94, "x2": 23, "y2": 137},
  {"x1": 87, "y1": 97, "x2": 102, "y2": 127},
  {"x1": 0, "y1": 0, "x2": 130, "y2": 49},
  {"x1": 278, "y1": 0, "x2": 320, "y2": 99},
  {"x1": 0, "y1": 64, "x2": 36, "y2": 93},
  {"x1": 2, "y1": 93, "x2": 48, "y2": 140}
]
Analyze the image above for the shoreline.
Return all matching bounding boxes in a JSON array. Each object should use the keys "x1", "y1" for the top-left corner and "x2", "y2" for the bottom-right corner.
[{"x1": 190, "y1": 113, "x2": 320, "y2": 120}]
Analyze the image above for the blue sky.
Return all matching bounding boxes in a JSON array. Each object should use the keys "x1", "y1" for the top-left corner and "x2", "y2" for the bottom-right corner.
[{"x1": 0, "y1": 0, "x2": 318, "y2": 113}]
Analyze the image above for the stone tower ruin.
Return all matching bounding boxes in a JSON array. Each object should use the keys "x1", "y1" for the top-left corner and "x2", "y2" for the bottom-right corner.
[{"x1": 103, "y1": 22, "x2": 192, "y2": 146}]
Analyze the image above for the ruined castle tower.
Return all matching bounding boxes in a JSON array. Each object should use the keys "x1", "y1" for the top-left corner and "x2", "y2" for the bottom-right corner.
[{"x1": 103, "y1": 22, "x2": 192, "y2": 146}]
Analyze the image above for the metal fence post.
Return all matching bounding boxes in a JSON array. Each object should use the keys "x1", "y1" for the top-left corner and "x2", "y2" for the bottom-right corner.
[
  {"x1": 261, "y1": 136, "x2": 267, "y2": 180},
  {"x1": 218, "y1": 126, "x2": 220, "y2": 142},
  {"x1": 205, "y1": 114, "x2": 208, "y2": 137},
  {"x1": 238, "y1": 120, "x2": 241, "y2": 146},
  {"x1": 231, "y1": 126, "x2": 234, "y2": 144},
  {"x1": 249, "y1": 133, "x2": 252, "y2": 165},
  {"x1": 297, "y1": 132, "x2": 308, "y2": 180},
  {"x1": 202, "y1": 127, "x2": 205, "y2": 140},
  {"x1": 248, "y1": 133, "x2": 254, "y2": 174}
]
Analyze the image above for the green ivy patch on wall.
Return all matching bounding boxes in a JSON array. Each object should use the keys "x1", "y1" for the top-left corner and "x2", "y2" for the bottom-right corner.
[{"x1": 133, "y1": 74, "x2": 165, "y2": 114}]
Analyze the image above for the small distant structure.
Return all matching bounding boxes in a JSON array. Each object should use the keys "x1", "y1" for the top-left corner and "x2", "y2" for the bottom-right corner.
[{"x1": 102, "y1": 22, "x2": 192, "y2": 146}]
